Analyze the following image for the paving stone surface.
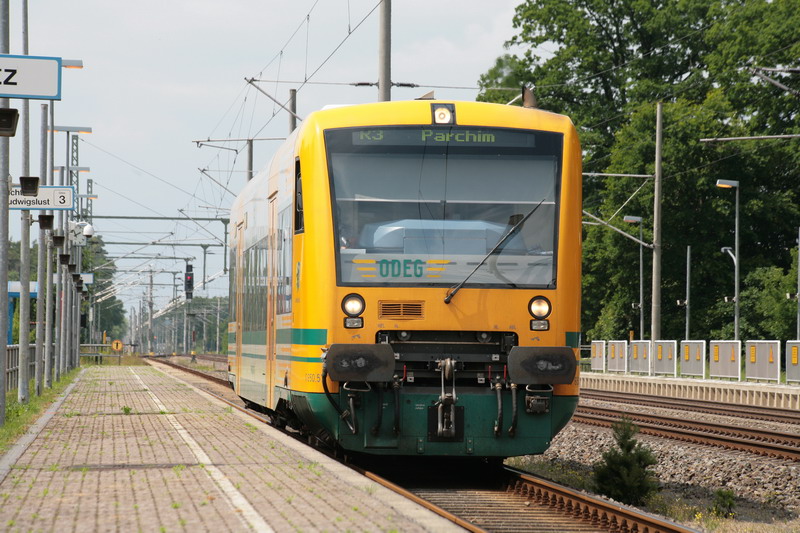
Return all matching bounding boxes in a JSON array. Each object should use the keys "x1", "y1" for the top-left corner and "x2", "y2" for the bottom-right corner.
[{"x1": 0, "y1": 365, "x2": 461, "y2": 533}]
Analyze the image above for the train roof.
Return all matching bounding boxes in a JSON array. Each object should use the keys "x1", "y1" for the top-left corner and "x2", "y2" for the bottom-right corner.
[{"x1": 303, "y1": 99, "x2": 574, "y2": 132}]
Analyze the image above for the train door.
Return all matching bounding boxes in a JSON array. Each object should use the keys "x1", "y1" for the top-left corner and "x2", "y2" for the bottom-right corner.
[
  {"x1": 235, "y1": 221, "x2": 245, "y2": 392},
  {"x1": 266, "y1": 195, "x2": 278, "y2": 406}
]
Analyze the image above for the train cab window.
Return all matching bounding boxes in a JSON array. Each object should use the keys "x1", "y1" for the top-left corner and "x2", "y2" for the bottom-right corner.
[
  {"x1": 294, "y1": 159, "x2": 304, "y2": 234},
  {"x1": 326, "y1": 126, "x2": 562, "y2": 288}
]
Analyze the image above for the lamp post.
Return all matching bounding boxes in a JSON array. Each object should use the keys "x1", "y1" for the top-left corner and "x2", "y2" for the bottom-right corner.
[
  {"x1": 51, "y1": 126, "x2": 91, "y2": 375},
  {"x1": 789, "y1": 227, "x2": 800, "y2": 340},
  {"x1": 41, "y1": 59, "x2": 84, "y2": 389},
  {"x1": 717, "y1": 179, "x2": 740, "y2": 340},
  {"x1": 623, "y1": 215, "x2": 644, "y2": 339}
]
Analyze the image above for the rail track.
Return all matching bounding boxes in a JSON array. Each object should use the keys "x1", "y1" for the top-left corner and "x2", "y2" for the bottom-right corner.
[
  {"x1": 582, "y1": 389, "x2": 800, "y2": 426},
  {"x1": 574, "y1": 405, "x2": 800, "y2": 462},
  {"x1": 149, "y1": 354, "x2": 697, "y2": 533}
]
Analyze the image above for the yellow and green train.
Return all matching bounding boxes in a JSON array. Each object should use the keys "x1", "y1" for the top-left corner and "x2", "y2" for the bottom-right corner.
[{"x1": 228, "y1": 98, "x2": 582, "y2": 457}]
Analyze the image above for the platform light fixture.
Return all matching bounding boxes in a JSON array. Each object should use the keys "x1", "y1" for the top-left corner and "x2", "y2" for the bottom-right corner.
[
  {"x1": 624, "y1": 215, "x2": 644, "y2": 339},
  {"x1": 716, "y1": 179, "x2": 740, "y2": 340},
  {"x1": 0, "y1": 108, "x2": 19, "y2": 137},
  {"x1": 52, "y1": 125, "x2": 93, "y2": 134},
  {"x1": 19, "y1": 176, "x2": 40, "y2": 196}
]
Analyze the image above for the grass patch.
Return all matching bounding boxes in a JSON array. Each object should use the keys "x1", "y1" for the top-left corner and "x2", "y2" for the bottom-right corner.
[
  {"x1": 505, "y1": 456, "x2": 593, "y2": 491},
  {"x1": 0, "y1": 368, "x2": 81, "y2": 455}
]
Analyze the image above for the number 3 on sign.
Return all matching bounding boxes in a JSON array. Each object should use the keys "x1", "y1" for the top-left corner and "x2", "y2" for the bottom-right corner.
[{"x1": 57, "y1": 194, "x2": 66, "y2": 205}]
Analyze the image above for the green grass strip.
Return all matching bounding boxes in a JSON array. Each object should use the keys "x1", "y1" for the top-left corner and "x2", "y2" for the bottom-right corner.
[{"x1": 0, "y1": 367, "x2": 81, "y2": 455}]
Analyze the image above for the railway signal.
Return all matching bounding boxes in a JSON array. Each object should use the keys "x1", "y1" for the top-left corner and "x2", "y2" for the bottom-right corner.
[{"x1": 184, "y1": 264, "x2": 194, "y2": 300}]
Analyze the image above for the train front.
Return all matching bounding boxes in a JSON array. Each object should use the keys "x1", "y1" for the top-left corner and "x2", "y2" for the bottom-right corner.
[{"x1": 297, "y1": 100, "x2": 581, "y2": 457}]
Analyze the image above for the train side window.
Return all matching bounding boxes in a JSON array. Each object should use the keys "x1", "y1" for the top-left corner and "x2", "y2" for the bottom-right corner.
[{"x1": 294, "y1": 159, "x2": 304, "y2": 234}]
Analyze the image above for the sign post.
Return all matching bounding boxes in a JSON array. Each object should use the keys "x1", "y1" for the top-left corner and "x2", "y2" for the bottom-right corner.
[{"x1": 0, "y1": 52, "x2": 63, "y2": 423}]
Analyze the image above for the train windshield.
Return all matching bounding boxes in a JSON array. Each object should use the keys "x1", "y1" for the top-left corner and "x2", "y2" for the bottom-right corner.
[{"x1": 326, "y1": 126, "x2": 562, "y2": 288}]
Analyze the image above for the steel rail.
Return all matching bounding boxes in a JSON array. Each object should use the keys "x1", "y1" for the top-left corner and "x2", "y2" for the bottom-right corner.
[
  {"x1": 147, "y1": 357, "x2": 478, "y2": 531},
  {"x1": 152, "y1": 355, "x2": 698, "y2": 533},
  {"x1": 581, "y1": 389, "x2": 800, "y2": 425},
  {"x1": 504, "y1": 467, "x2": 697, "y2": 533},
  {"x1": 574, "y1": 407, "x2": 800, "y2": 462},
  {"x1": 147, "y1": 355, "x2": 230, "y2": 388}
]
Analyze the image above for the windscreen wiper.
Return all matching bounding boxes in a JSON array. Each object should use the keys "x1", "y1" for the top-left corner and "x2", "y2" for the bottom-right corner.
[{"x1": 444, "y1": 197, "x2": 547, "y2": 304}]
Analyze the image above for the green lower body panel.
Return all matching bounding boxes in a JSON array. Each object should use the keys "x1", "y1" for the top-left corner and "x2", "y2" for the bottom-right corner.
[{"x1": 286, "y1": 386, "x2": 578, "y2": 457}]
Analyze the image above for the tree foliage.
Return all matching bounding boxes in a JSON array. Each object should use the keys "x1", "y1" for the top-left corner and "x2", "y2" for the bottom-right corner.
[
  {"x1": 480, "y1": 0, "x2": 800, "y2": 341},
  {"x1": 592, "y1": 417, "x2": 659, "y2": 506},
  {"x1": 82, "y1": 236, "x2": 127, "y2": 342}
]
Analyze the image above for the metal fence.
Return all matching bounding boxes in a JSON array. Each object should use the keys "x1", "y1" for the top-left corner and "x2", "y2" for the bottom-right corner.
[
  {"x1": 4, "y1": 344, "x2": 37, "y2": 393},
  {"x1": 788, "y1": 341, "x2": 800, "y2": 384},
  {"x1": 585, "y1": 339, "x2": 800, "y2": 385}
]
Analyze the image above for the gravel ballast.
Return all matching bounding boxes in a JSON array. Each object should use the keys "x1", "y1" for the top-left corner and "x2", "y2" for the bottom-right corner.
[{"x1": 510, "y1": 398, "x2": 800, "y2": 532}]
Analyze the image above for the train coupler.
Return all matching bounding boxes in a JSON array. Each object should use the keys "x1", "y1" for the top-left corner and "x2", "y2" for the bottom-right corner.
[{"x1": 435, "y1": 357, "x2": 458, "y2": 438}]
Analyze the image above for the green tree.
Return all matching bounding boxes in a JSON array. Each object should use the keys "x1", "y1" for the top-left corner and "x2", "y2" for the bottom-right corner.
[
  {"x1": 730, "y1": 248, "x2": 799, "y2": 342},
  {"x1": 482, "y1": 0, "x2": 800, "y2": 341},
  {"x1": 592, "y1": 417, "x2": 659, "y2": 506},
  {"x1": 82, "y1": 236, "x2": 127, "y2": 342}
]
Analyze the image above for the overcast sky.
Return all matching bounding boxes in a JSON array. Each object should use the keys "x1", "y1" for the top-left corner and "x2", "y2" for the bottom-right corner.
[{"x1": 12, "y1": 0, "x2": 524, "y2": 314}]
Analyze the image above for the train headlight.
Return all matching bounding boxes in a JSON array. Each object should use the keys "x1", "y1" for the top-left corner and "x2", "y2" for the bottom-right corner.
[
  {"x1": 431, "y1": 103, "x2": 456, "y2": 125},
  {"x1": 342, "y1": 294, "x2": 365, "y2": 317},
  {"x1": 528, "y1": 296, "x2": 552, "y2": 320}
]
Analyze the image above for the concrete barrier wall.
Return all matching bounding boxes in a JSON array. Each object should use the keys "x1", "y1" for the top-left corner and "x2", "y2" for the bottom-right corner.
[{"x1": 581, "y1": 372, "x2": 800, "y2": 410}]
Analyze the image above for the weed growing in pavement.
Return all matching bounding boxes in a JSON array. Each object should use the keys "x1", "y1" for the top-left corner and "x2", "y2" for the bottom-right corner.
[
  {"x1": 298, "y1": 461, "x2": 322, "y2": 476},
  {"x1": 363, "y1": 485, "x2": 376, "y2": 496},
  {"x1": 121, "y1": 406, "x2": 132, "y2": 415},
  {"x1": 171, "y1": 502, "x2": 181, "y2": 509},
  {"x1": 172, "y1": 464, "x2": 186, "y2": 476},
  {"x1": 47, "y1": 464, "x2": 59, "y2": 472}
]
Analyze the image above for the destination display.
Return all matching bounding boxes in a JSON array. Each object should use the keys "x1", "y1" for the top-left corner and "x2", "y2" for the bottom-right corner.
[{"x1": 351, "y1": 127, "x2": 537, "y2": 148}]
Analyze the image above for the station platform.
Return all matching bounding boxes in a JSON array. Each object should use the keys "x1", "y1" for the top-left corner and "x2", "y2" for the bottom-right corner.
[
  {"x1": 0, "y1": 365, "x2": 461, "y2": 532},
  {"x1": 581, "y1": 371, "x2": 800, "y2": 410}
]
